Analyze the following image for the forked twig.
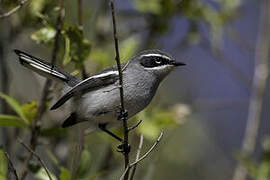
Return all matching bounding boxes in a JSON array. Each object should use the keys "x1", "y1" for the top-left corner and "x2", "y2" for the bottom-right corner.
[
  {"x1": 130, "y1": 131, "x2": 163, "y2": 166},
  {"x1": 18, "y1": 139, "x2": 52, "y2": 180},
  {"x1": 119, "y1": 131, "x2": 163, "y2": 180}
]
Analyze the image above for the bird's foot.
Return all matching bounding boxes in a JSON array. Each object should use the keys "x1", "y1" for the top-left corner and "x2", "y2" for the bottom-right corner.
[
  {"x1": 117, "y1": 109, "x2": 128, "y2": 121},
  {"x1": 117, "y1": 142, "x2": 131, "y2": 153}
]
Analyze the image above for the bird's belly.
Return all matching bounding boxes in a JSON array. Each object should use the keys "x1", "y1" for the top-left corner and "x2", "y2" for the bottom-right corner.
[{"x1": 73, "y1": 84, "x2": 152, "y2": 126}]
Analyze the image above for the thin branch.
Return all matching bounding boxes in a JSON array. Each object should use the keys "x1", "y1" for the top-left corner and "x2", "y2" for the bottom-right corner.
[
  {"x1": 128, "y1": 120, "x2": 142, "y2": 132},
  {"x1": 18, "y1": 139, "x2": 52, "y2": 180},
  {"x1": 77, "y1": 0, "x2": 88, "y2": 79},
  {"x1": 232, "y1": 1, "x2": 270, "y2": 180},
  {"x1": 0, "y1": 0, "x2": 28, "y2": 19},
  {"x1": 77, "y1": 0, "x2": 83, "y2": 30},
  {"x1": 129, "y1": 134, "x2": 144, "y2": 180},
  {"x1": 120, "y1": 131, "x2": 163, "y2": 180},
  {"x1": 119, "y1": 167, "x2": 130, "y2": 180},
  {"x1": 110, "y1": 0, "x2": 125, "y2": 111},
  {"x1": 130, "y1": 131, "x2": 163, "y2": 167},
  {"x1": 19, "y1": 0, "x2": 64, "y2": 179},
  {"x1": 4, "y1": 151, "x2": 19, "y2": 180},
  {"x1": 109, "y1": 1, "x2": 130, "y2": 179}
]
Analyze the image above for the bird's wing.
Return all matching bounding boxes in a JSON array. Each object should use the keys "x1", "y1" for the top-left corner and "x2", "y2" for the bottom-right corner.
[{"x1": 51, "y1": 70, "x2": 119, "y2": 110}]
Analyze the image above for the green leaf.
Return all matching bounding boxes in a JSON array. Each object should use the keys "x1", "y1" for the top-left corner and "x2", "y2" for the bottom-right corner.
[
  {"x1": 63, "y1": 25, "x2": 91, "y2": 68},
  {"x1": 0, "y1": 92, "x2": 28, "y2": 123},
  {"x1": 63, "y1": 36, "x2": 71, "y2": 66},
  {"x1": 0, "y1": 148, "x2": 7, "y2": 178},
  {"x1": 46, "y1": 150, "x2": 59, "y2": 166},
  {"x1": 21, "y1": 101, "x2": 38, "y2": 124},
  {"x1": 34, "y1": 168, "x2": 57, "y2": 180},
  {"x1": 60, "y1": 168, "x2": 71, "y2": 180},
  {"x1": 0, "y1": 115, "x2": 28, "y2": 128},
  {"x1": 77, "y1": 149, "x2": 91, "y2": 177},
  {"x1": 134, "y1": 0, "x2": 162, "y2": 14},
  {"x1": 30, "y1": 0, "x2": 46, "y2": 16},
  {"x1": 31, "y1": 26, "x2": 56, "y2": 44},
  {"x1": 40, "y1": 126, "x2": 68, "y2": 137},
  {"x1": 137, "y1": 108, "x2": 176, "y2": 139}
]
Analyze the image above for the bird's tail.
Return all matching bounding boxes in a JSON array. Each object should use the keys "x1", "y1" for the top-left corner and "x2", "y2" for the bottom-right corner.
[{"x1": 14, "y1": 49, "x2": 80, "y2": 87}]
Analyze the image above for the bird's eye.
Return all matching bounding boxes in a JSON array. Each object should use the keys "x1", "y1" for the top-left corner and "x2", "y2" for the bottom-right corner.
[{"x1": 155, "y1": 59, "x2": 162, "y2": 64}]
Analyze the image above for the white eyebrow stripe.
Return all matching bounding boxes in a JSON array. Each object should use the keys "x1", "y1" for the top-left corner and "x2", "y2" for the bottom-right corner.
[
  {"x1": 141, "y1": 53, "x2": 171, "y2": 60},
  {"x1": 144, "y1": 64, "x2": 173, "y2": 70}
]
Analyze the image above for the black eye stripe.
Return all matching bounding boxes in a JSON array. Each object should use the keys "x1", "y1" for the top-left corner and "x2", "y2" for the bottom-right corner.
[{"x1": 140, "y1": 56, "x2": 171, "y2": 68}]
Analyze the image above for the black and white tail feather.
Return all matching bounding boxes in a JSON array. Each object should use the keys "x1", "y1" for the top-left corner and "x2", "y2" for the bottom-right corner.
[{"x1": 14, "y1": 49, "x2": 80, "y2": 87}]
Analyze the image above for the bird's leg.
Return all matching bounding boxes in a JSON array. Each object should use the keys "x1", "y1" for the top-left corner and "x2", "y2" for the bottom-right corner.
[
  {"x1": 98, "y1": 123, "x2": 122, "y2": 142},
  {"x1": 117, "y1": 109, "x2": 128, "y2": 121},
  {"x1": 98, "y1": 123, "x2": 130, "y2": 153}
]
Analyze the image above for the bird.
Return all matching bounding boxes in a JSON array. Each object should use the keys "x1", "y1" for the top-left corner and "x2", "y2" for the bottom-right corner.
[{"x1": 14, "y1": 49, "x2": 185, "y2": 141}]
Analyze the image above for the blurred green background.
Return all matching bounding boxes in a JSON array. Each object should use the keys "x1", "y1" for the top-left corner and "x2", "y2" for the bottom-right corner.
[{"x1": 0, "y1": 0, "x2": 270, "y2": 180}]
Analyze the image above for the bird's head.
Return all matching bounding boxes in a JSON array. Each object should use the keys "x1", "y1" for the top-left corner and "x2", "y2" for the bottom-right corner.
[{"x1": 131, "y1": 50, "x2": 186, "y2": 81}]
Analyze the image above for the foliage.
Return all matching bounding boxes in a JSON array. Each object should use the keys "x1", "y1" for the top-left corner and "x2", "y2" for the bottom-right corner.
[
  {"x1": 0, "y1": 93, "x2": 38, "y2": 127},
  {"x1": 0, "y1": 0, "x2": 247, "y2": 179},
  {"x1": 0, "y1": 148, "x2": 7, "y2": 180},
  {"x1": 240, "y1": 137, "x2": 270, "y2": 180},
  {"x1": 137, "y1": 104, "x2": 190, "y2": 139}
]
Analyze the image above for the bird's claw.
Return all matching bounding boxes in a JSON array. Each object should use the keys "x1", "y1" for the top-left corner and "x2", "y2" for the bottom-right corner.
[
  {"x1": 117, "y1": 110, "x2": 128, "y2": 121},
  {"x1": 117, "y1": 142, "x2": 131, "y2": 153}
]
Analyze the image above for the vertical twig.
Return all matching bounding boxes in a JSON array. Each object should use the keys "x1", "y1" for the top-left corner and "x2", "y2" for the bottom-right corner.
[
  {"x1": 77, "y1": 0, "x2": 83, "y2": 30},
  {"x1": 19, "y1": 0, "x2": 64, "y2": 179},
  {"x1": 77, "y1": 0, "x2": 87, "y2": 79},
  {"x1": 232, "y1": 1, "x2": 270, "y2": 180},
  {"x1": 129, "y1": 134, "x2": 144, "y2": 180},
  {"x1": 109, "y1": 1, "x2": 130, "y2": 179}
]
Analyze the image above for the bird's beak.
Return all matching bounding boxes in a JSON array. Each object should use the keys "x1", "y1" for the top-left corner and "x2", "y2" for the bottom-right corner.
[{"x1": 172, "y1": 62, "x2": 186, "y2": 66}]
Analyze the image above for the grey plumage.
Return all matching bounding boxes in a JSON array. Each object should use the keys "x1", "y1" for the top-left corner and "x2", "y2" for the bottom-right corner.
[{"x1": 14, "y1": 49, "x2": 185, "y2": 128}]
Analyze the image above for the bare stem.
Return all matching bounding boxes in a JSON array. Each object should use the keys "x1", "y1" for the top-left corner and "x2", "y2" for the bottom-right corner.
[
  {"x1": 128, "y1": 120, "x2": 142, "y2": 132},
  {"x1": 19, "y1": 0, "x2": 64, "y2": 179},
  {"x1": 130, "y1": 131, "x2": 163, "y2": 167},
  {"x1": 77, "y1": 0, "x2": 88, "y2": 79},
  {"x1": 18, "y1": 139, "x2": 52, "y2": 180},
  {"x1": 109, "y1": 1, "x2": 130, "y2": 179},
  {"x1": 0, "y1": 0, "x2": 28, "y2": 19},
  {"x1": 129, "y1": 134, "x2": 144, "y2": 180},
  {"x1": 232, "y1": 1, "x2": 270, "y2": 180},
  {"x1": 4, "y1": 150, "x2": 19, "y2": 180},
  {"x1": 119, "y1": 132, "x2": 163, "y2": 180}
]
